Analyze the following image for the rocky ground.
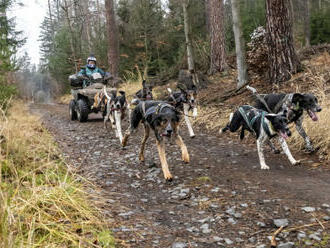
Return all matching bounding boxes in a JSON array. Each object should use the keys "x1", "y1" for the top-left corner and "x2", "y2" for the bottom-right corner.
[{"x1": 31, "y1": 103, "x2": 330, "y2": 248}]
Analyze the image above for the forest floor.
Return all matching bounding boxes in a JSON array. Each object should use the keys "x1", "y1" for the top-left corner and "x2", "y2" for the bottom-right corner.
[{"x1": 30, "y1": 102, "x2": 330, "y2": 248}]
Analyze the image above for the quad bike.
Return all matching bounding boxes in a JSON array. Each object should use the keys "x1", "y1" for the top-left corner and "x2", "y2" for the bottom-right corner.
[{"x1": 68, "y1": 72, "x2": 113, "y2": 122}]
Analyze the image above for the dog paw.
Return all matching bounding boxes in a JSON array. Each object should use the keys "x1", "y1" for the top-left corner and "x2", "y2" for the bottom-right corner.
[
  {"x1": 305, "y1": 146, "x2": 315, "y2": 153},
  {"x1": 138, "y1": 154, "x2": 145, "y2": 162},
  {"x1": 164, "y1": 174, "x2": 173, "y2": 181},
  {"x1": 261, "y1": 165, "x2": 270, "y2": 170},
  {"x1": 182, "y1": 153, "x2": 190, "y2": 163},
  {"x1": 292, "y1": 160, "x2": 301, "y2": 166}
]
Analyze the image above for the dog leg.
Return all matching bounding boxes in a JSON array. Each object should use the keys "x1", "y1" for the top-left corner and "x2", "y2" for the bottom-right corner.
[
  {"x1": 104, "y1": 102, "x2": 111, "y2": 129},
  {"x1": 183, "y1": 103, "x2": 195, "y2": 138},
  {"x1": 257, "y1": 137, "x2": 269, "y2": 170},
  {"x1": 109, "y1": 111, "x2": 117, "y2": 135},
  {"x1": 295, "y1": 117, "x2": 314, "y2": 152},
  {"x1": 278, "y1": 137, "x2": 300, "y2": 165},
  {"x1": 192, "y1": 106, "x2": 198, "y2": 117},
  {"x1": 122, "y1": 128, "x2": 131, "y2": 147},
  {"x1": 174, "y1": 133, "x2": 190, "y2": 163},
  {"x1": 127, "y1": 104, "x2": 132, "y2": 124},
  {"x1": 219, "y1": 113, "x2": 233, "y2": 134},
  {"x1": 156, "y1": 139, "x2": 173, "y2": 181},
  {"x1": 267, "y1": 140, "x2": 280, "y2": 154},
  {"x1": 92, "y1": 94, "x2": 99, "y2": 110},
  {"x1": 115, "y1": 110, "x2": 123, "y2": 143},
  {"x1": 139, "y1": 125, "x2": 150, "y2": 162}
]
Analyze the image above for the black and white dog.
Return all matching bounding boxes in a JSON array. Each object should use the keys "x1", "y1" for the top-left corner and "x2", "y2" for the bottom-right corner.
[
  {"x1": 131, "y1": 80, "x2": 153, "y2": 105},
  {"x1": 122, "y1": 100, "x2": 189, "y2": 181},
  {"x1": 248, "y1": 86, "x2": 322, "y2": 152},
  {"x1": 103, "y1": 87, "x2": 129, "y2": 144},
  {"x1": 220, "y1": 105, "x2": 299, "y2": 170},
  {"x1": 166, "y1": 85, "x2": 198, "y2": 138}
]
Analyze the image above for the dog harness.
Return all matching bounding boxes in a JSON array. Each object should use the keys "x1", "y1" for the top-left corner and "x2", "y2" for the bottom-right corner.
[
  {"x1": 238, "y1": 106, "x2": 274, "y2": 137},
  {"x1": 144, "y1": 103, "x2": 175, "y2": 119},
  {"x1": 274, "y1": 94, "x2": 295, "y2": 113}
]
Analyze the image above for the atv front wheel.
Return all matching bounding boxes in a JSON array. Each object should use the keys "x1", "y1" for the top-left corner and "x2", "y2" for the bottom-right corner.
[
  {"x1": 76, "y1": 99, "x2": 89, "y2": 122},
  {"x1": 69, "y1": 99, "x2": 77, "y2": 120}
]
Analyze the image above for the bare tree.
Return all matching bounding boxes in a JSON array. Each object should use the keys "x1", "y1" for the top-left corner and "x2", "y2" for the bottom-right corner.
[
  {"x1": 304, "y1": 0, "x2": 311, "y2": 47},
  {"x1": 231, "y1": 0, "x2": 248, "y2": 87},
  {"x1": 82, "y1": 0, "x2": 92, "y2": 52},
  {"x1": 105, "y1": 0, "x2": 119, "y2": 77},
  {"x1": 61, "y1": 0, "x2": 78, "y2": 73},
  {"x1": 182, "y1": 0, "x2": 195, "y2": 72},
  {"x1": 266, "y1": 0, "x2": 301, "y2": 83},
  {"x1": 96, "y1": 0, "x2": 102, "y2": 35},
  {"x1": 209, "y1": 0, "x2": 227, "y2": 74}
]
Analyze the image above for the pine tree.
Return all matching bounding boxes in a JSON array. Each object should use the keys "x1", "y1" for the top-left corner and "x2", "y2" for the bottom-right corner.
[
  {"x1": 209, "y1": 0, "x2": 226, "y2": 74},
  {"x1": 231, "y1": 0, "x2": 248, "y2": 87},
  {"x1": 0, "y1": 0, "x2": 25, "y2": 76},
  {"x1": 105, "y1": 0, "x2": 119, "y2": 77},
  {"x1": 266, "y1": 0, "x2": 301, "y2": 83}
]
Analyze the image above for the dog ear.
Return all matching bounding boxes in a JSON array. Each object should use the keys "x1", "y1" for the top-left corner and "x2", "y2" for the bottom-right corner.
[
  {"x1": 191, "y1": 84, "x2": 197, "y2": 92},
  {"x1": 282, "y1": 109, "x2": 288, "y2": 117},
  {"x1": 142, "y1": 80, "x2": 146, "y2": 88},
  {"x1": 119, "y1": 90, "x2": 125, "y2": 96},
  {"x1": 292, "y1": 93, "x2": 304, "y2": 103},
  {"x1": 110, "y1": 90, "x2": 117, "y2": 98}
]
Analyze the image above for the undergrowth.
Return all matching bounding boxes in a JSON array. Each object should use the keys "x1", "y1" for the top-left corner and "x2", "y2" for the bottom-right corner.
[{"x1": 0, "y1": 102, "x2": 115, "y2": 247}]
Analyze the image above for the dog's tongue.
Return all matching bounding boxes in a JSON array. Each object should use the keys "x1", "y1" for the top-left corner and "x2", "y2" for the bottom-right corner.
[
  {"x1": 280, "y1": 131, "x2": 288, "y2": 139},
  {"x1": 308, "y1": 109, "x2": 318, "y2": 121}
]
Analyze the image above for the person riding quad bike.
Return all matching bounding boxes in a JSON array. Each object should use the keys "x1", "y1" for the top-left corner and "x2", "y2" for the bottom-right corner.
[{"x1": 78, "y1": 56, "x2": 105, "y2": 88}]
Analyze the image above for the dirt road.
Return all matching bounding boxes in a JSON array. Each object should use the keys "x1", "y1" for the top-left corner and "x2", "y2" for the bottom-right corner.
[{"x1": 31, "y1": 103, "x2": 330, "y2": 248}]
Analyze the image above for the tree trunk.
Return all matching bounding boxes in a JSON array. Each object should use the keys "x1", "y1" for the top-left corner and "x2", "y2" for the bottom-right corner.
[
  {"x1": 209, "y1": 0, "x2": 226, "y2": 75},
  {"x1": 304, "y1": 0, "x2": 311, "y2": 47},
  {"x1": 61, "y1": 0, "x2": 78, "y2": 73},
  {"x1": 205, "y1": 0, "x2": 211, "y2": 33},
  {"x1": 231, "y1": 0, "x2": 248, "y2": 88},
  {"x1": 56, "y1": 0, "x2": 60, "y2": 22},
  {"x1": 265, "y1": 0, "x2": 301, "y2": 83},
  {"x1": 82, "y1": 0, "x2": 92, "y2": 52},
  {"x1": 96, "y1": 0, "x2": 102, "y2": 35},
  {"x1": 105, "y1": 0, "x2": 119, "y2": 77},
  {"x1": 182, "y1": 0, "x2": 195, "y2": 72},
  {"x1": 47, "y1": 0, "x2": 54, "y2": 34}
]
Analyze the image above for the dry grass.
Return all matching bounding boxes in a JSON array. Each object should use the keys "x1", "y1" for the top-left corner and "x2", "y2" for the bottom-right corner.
[
  {"x1": 288, "y1": 52, "x2": 330, "y2": 161},
  {"x1": 58, "y1": 94, "x2": 72, "y2": 105},
  {"x1": 119, "y1": 80, "x2": 142, "y2": 103},
  {"x1": 0, "y1": 102, "x2": 115, "y2": 247}
]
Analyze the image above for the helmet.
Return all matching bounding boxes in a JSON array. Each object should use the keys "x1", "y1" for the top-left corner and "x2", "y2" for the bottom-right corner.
[{"x1": 87, "y1": 56, "x2": 97, "y2": 69}]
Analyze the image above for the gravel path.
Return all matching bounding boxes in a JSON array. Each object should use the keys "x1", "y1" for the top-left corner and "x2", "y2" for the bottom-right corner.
[{"x1": 31, "y1": 103, "x2": 330, "y2": 248}]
